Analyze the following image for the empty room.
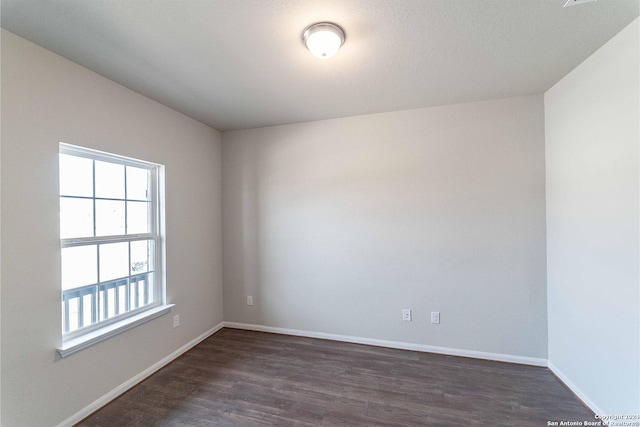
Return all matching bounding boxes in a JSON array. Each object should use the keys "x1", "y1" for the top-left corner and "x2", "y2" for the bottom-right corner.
[{"x1": 1, "y1": 0, "x2": 638, "y2": 426}]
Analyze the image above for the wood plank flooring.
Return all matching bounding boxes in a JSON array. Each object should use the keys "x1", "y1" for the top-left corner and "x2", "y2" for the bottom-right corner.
[{"x1": 78, "y1": 328, "x2": 593, "y2": 426}]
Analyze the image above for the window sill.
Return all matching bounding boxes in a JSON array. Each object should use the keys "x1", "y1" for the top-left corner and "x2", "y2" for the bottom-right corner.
[{"x1": 57, "y1": 304, "x2": 174, "y2": 358}]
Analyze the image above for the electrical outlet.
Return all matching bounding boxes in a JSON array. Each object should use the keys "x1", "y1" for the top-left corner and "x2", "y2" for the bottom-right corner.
[
  {"x1": 247, "y1": 295, "x2": 253, "y2": 306},
  {"x1": 402, "y1": 309, "x2": 412, "y2": 322},
  {"x1": 431, "y1": 311, "x2": 440, "y2": 324},
  {"x1": 173, "y1": 314, "x2": 180, "y2": 328}
]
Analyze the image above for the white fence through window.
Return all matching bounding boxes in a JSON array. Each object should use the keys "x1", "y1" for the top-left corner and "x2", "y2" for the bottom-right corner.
[{"x1": 62, "y1": 272, "x2": 153, "y2": 333}]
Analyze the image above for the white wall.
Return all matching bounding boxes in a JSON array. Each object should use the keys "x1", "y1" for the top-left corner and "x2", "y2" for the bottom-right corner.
[
  {"x1": 0, "y1": 30, "x2": 223, "y2": 426},
  {"x1": 545, "y1": 18, "x2": 639, "y2": 414},
  {"x1": 222, "y1": 94, "x2": 548, "y2": 360}
]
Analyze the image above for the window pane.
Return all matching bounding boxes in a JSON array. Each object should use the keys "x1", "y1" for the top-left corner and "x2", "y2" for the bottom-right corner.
[
  {"x1": 127, "y1": 166, "x2": 150, "y2": 200},
  {"x1": 61, "y1": 245, "x2": 97, "y2": 290},
  {"x1": 95, "y1": 200, "x2": 125, "y2": 236},
  {"x1": 127, "y1": 201, "x2": 150, "y2": 234},
  {"x1": 99, "y1": 242, "x2": 129, "y2": 282},
  {"x1": 59, "y1": 154, "x2": 93, "y2": 197},
  {"x1": 60, "y1": 197, "x2": 94, "y2": 238},
  {"x1": 95, "y1": 161, "x2": 124, "y2": 199},
  {"x1": 131, "y1": 240, "x2": 154, "y2": 274}
]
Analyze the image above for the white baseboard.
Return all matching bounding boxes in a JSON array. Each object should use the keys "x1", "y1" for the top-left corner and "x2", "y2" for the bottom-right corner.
[
  {"x1": 548, "y1": 360, "x2": 604, "y2": 416},
  {"x1": 56, "y1": 321, "x2": 606, "y2": 427},
  {"x1": 222, "y1": 321, "x2": 548, "y2": 367},
  {"x1": 56, "y1": 322, "x2": 225, "y2": 427}
]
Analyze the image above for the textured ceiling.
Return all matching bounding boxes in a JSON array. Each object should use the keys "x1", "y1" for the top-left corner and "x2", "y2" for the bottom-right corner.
[{"x1": 1, "y1": 0, "x2": 638, "y2": 131}]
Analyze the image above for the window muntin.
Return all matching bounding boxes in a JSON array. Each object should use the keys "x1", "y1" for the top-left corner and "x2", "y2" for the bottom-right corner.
[{"x1": 59, "y1": 144, "x2": 163, "y2": 339}]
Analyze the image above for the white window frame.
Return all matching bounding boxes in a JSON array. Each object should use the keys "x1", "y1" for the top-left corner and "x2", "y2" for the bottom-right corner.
[{"x1": 57, "y1": 143, "x2": 171, "y2": 357}]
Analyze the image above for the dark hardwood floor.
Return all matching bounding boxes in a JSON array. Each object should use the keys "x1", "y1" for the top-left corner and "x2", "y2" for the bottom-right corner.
[{"x1": 78, "y1": 328, "x2": 593, "y2": 426}]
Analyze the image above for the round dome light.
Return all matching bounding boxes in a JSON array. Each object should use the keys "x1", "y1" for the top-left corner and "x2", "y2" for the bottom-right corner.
[{"x1": 302, "y1": 22, "x2": 345, "y2": 59}]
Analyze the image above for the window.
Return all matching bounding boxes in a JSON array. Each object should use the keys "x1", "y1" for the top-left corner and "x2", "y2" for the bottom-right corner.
[{"x1": 58, "y1": 143, "x2": 167, "y2": 355}]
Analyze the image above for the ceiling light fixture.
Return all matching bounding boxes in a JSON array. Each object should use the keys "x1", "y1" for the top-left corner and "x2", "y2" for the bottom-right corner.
[{"x1": 302, "y1": 22, "x2": 345, "y2": 59}]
